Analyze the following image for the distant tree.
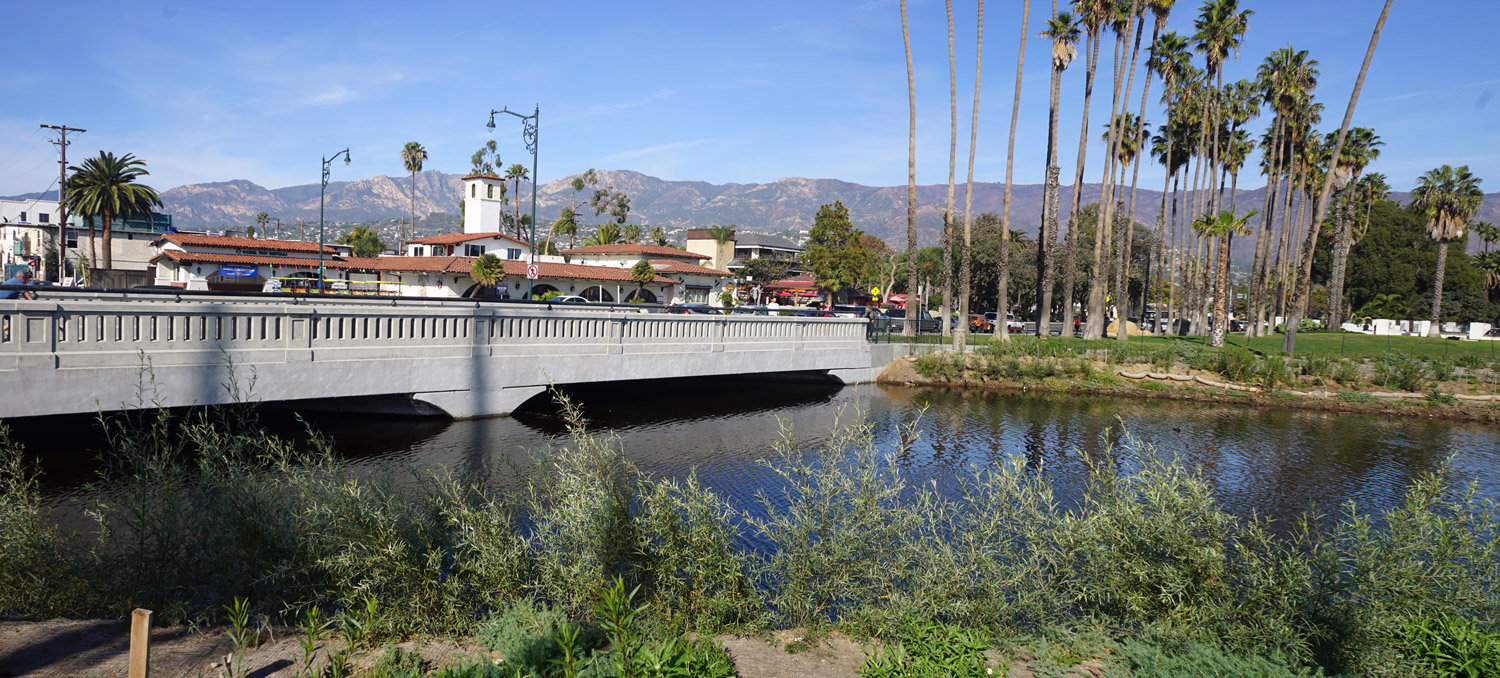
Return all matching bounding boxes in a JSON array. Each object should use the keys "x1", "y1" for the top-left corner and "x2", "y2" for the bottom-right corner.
[
  {"x1": 622, "y1": 224, "x2": 642, "y2": 243},
  {"x1": 254, "y1": 211, "x2": 269, "y2": 239},
  {"x1": 401, "y1": 141, "x2": 427, "y2": 245},
  {"x1": 739, "y1": 256, "x2": 790, "y2": 302},
  {"x1": 246, "y1": 224, "x2": 256, "y2": 238},
  {"x1": 551, "y1": 208, "x2": 580, "y2": 251},
  {"x1": 585, "y1": 223, "x2": 623, "y2": 247},
  {"x1": 471, "y1": 253, "x2": 505, "y2": 295},
  {"x1": 629, "y1": 259, "x2": 657, "y2": 302},
  {"x1": 1412, "y1": 164, "x2": 1485, "y2": 335},
  {"x1": 649, "y1": 225, "x2": 668, "y2": 246},
  {"x1": 504, "y1": 163, "x2": 529, "y2": 241},
  {"x1": 339, "y1": 224, "x2": 387, "y2": 257},
  {"x1": 470, "y1": 140, "x2": 499, "y2": 177},
  {"x1": 802, "y1": 201, "x2": 876, "y2": 304},
  {"x1": 1193, "y1": 209, "x2": 1257, "y2": 347},
  {"x1": 63, "y1": 151, "x2": 162, "y2": 270}
]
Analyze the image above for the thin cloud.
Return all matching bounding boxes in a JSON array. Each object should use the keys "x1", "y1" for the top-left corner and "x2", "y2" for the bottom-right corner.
[
  {"x1": 603, "y1": 139, "x2": 711, "y2": 162},
  {"x1": 553, "y1": 88, "x2": 678, "y2": 125}
]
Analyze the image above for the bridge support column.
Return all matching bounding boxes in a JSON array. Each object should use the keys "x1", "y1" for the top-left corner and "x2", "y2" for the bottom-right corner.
[
  {"x1": 827, "y1": 367, "x2": 880, "y2": 385},
  {"x1": 412, "y1": 385, "x2": 547, "y2": 419}
]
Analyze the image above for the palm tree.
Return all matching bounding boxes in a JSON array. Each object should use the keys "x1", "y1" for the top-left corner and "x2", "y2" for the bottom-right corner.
[
  {"x1": 401, "y1": 142, "x2": 427, "y2": 246},
  {"x1": 902, "y1": 0, "x2": 919, "y2": 336},
  {"x1": 254, "y1": 211, "x2": 270, "y2": 239},
  {"x1": 550, "y1": 208, "x2": 579, "y2": 252},
  {"x1": 1351, "y1": 172, "x2": 1389, "y2": 249},
  {"x1": 1194, "y1": 209, "x2": 1256, "y2": 346},
  {"x1": 1326, "y1": 127, "x2": 1382, "y2": 328},
  {"x1": 1059, "y1": 0, "x2": 1110, "y2": 335},
  {"x1": 1191, "y1": 0, "x2": 1252, "y2": 216},
  {"x1": 585, "y1": 223, "x2": 625, "y2": 247},
  {"x1": 1249, "y1": 46, "x2": 1318, "y2": 337},
  {"x1": 622, "y1": 224, "x2": 642, "y2": 243},
  {"x1": 1412, "y1": 165, "x2": 1485, "y2": 336},
  {"x1": 707, "y1": 224, "x2": 736, "y2": 246},
  {"x1": 957, "y1": 0, "x2": 987, "y2": 349},
  {"x1": 629, "y1": 260, "x2": 657, "y2": 302},
  {"x1": 1148, "y1": 32, "x2": 1191, "y2": 333},
  {"x1": 505, "y1": 163, "x2": 530, "y2": 242},
  {"x1": 1116, "y1": 0, "x2": 1174, "y2": 341},
  {"x1": 994, "y1": 0, "x2": 1030, "y2": 341},
  {"x1": 1283, "y1": 0, "x2": 1393, "y2": 354},
  {"x1": 1475, "y1": 250, "x2": 1500, "y2": 291},
  {"x1": 649, "y1": 226, "x2": 668, "y2": 247},
  {"x1": 1035, "y1": 11, "x2": 1081, "y2": 338},
  {"x1": 942, "y1": 0, "x2": 958, "y2": 340},
  {"x1": 471, "y1": 253, "x2": 505, "y2": 296},
  {"x1": 1472, "y1": 221, "x2": 1500, "y2": 254},
  {"x1": 1083, "y1": 0, "x2": 1139, "y2": 340},
  {"x1": 63, "y1": 152, "x2": 162, "y2": 271}
]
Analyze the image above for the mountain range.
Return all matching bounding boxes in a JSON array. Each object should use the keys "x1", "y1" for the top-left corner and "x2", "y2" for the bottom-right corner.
[{"x1": 8, "y1": 170, "x2": 1499, "y2": 253}]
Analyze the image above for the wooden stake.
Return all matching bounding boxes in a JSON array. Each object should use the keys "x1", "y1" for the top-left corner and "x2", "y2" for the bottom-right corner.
[{"x1": 128, "y1": 608, "x2": 151, "y2": 678}]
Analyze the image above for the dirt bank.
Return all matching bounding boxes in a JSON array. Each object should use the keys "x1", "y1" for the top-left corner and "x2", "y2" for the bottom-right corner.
[{"x1": 878, "y1": 357, "x2": 1500, "y2": 425}]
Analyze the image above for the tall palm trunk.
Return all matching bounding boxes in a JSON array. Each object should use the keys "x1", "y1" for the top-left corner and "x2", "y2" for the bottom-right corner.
[
  {"x1": 994, "y1": 0, "x2": 1028, "y2": 341},
  {"x1": 1328, "y1": 193, "x2": 1353, "y2": 328},
  {"x1": 901, "y1": 0, "x2": 919, "y2": 337},
  {"x1": 1115, "y1": 13, "x2": 1151, "y2": 341},
  {"x1": 942, "y1": 0, "x2": 958, "y2": 339},
  {"x1": 1212, "y1": 229, "x2": 1231, "y2": 347},
  {"x1": 1168, "y1": 172, "x2": 1181, "y2": 333},
  {"x1": 957, "y1": 0, "x2": 985, "y2": 352},
  {"x1": 1285, "y1": 0, "x2": 1393, "y2": 353},
  {"x1": 1247, "y1": 114, "x2": 1283, "y2": 337},
  {"x1": 1061, "y1": 23, "x2": 1102, "y2": 335},
  {"x1": 1153, "y1": 151, "x2": 1174, "y2": 334},
  {"x1": 1036, "y1": 12, "x2": 1063, "y2": 338},
  {"x1": 1429, "y1": 240, "x2": 1449, "y2": 336},
  {"x1": 1087, "y1": 10, "x2": 1137, "y2": 340},
  {"x1": 408, "y1": 170, "x2": 418, "y2": 247},
  {"x1": 101, "y1": 213, "x2": 114, "y2": 270}
]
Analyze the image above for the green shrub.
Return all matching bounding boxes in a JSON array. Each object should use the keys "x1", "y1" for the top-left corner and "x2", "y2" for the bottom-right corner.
[
  {"x1": 911, "y1": 354, "x2": 964, "y2": 380},
  {"x1": 476, "y1": 598, "x2": 574, "y2": 673},
  {"x1": 1139, "y1": 381, "x2": 1167, "y2": 391},
  {"x1": 1375, "y1": 352, "x2": 1425, "y2": 392},
  {"x1": 1333, "y1": 360, "x2": 1363, "y2": 386},
  {"x1": 1395, "y1": 614, "x2": 1500, "y2": 678},
  {"x1": 1259, "y1": 355, "x2": 1289, "y2": 391},
  {"x1": 1429, "y1": 358, "x2": 1457, "y2": 382},
  {"x1": 1338, "y1": 391, "x2": 1381, "y2": 404},
  {"x1": 1427, "y1": 390, "x2": 1459, "y2": 406},
  {"x1": 859, "y1": 621, "x2": 992, "y2": 678},
  {"x1": 366, "y1": 647, "x2": 429, "y2": 678},
  {"x1": 1298, "y1": 355, "x2": 1334, "y2": 379},
  {"x1": 1213, "y1": 347, "x2": 1257, "y2": 383},
  {"x1": 1114, "y1": 640, "x2": 1316, "y2": 678}
]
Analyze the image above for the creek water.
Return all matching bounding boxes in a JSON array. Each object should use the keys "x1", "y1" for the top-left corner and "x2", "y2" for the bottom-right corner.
[{"x1": 21, "y1": 380, "x2": 1500, "y2": 528}]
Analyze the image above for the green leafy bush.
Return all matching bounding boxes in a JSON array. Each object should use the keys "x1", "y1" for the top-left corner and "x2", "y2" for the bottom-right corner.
[
  {"x1": 367, "y1": 647, "x2": 429, "y2": 678},
  {"x1": 1429, "y1": 358, "x2": 1457, "y2": 382},
  {"x1": 1338, "y1": 391, "x2": 1381, "y2": 404},
  {"x1": 1333, "y1": 360, "x2": 1363, "y2": 386},
  {"x1": 1213, "y1": 347, "x2": 1258, "y2": 383},
  {"x1": 1113, "y1": 640, "x2": 1316, "y2": 678},
  {"x1": 1394, "y1": 614, "x2": 1500, "y2": 678},
  {"x1": 1375, "y1": 352, "x2": 1426, "y2": 392},
  {"x1": 1259, "y1": 355, "x2": 1289, "y2": 391},
  {"x1": 859, "y1": 621, "x2": 992, "y2": 678},
  {"x1": 476, "y1": 599, "x2": 574, "y2": 674}
]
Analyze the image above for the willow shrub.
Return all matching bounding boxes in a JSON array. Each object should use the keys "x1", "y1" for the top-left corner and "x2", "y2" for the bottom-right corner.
[{"x1": 1, "y1": 390, "x2": 1497, "y2": 675}]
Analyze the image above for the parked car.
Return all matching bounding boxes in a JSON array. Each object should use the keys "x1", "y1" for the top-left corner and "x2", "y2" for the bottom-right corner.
[
  {"x1": 982, "y1": 312, "x2": 1026, "y2": 333},
  {"x1": 885, "y1": 308, "x2": 941, "y2": 333},
  {"x1": 969, "y1": 314, "x2": 994, "y2": 332},
  {"x1": 551, "y1": 295, "x2": 589, "y2": 304},
  {"x1": 831, "y1": 304, "x2": 872, "y2": 318},
  {"x1": 731, "y1": 305, "x2": 770, "y2": 316},
  {"x1": 794, "y1": 308, "x2": 834, "y2": 317}
]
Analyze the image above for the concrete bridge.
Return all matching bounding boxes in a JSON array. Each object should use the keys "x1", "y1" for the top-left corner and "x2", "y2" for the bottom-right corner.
[{"x1": 1, "y1": 294, "x2": 882, "y2": 420}]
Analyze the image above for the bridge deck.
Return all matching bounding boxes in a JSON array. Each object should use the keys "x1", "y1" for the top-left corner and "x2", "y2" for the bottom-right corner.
[{"x1": 1, "y1": 296, "x2": 872, "y2": 419}]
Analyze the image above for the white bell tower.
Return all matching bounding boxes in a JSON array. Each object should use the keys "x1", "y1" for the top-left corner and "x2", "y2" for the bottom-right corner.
[{"x1": 461, "y1": 175, "x2": 506, "y2": 234}]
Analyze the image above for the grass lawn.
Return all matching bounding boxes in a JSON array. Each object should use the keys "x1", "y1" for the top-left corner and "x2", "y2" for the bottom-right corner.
[{"x1": 872, "y1": 330, "x2": 1500, "y2": 362}]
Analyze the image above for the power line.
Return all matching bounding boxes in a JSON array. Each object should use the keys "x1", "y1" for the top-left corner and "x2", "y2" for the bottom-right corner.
[
  {"x1": 41, "y1": 124, "x2": 86, "y2": 280},
  {"x1": 0, "y1": 128, "x2": 47, "y2": 174}
]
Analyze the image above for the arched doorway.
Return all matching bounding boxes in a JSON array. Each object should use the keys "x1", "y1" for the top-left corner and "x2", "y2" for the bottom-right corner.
[
  {"x1": 624, "y1": 288, "x2": 657, "y2": 304},
  {"x1": 528, "y1": 283, "x2": 561, "y2": 300},
  {"x1": 580, "y1": 286, "x2": 615, "y2": 302}
]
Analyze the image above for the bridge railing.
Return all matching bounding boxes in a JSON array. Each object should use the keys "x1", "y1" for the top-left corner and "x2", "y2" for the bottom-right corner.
[{"x1": 1, "y1": 297, "x2": 867, "y2": 371}]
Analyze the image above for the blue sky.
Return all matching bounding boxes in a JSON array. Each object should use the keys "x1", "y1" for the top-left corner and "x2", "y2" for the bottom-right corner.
[{"x1": 2, "y1": 0, "x2": 1497, "y2": 198}]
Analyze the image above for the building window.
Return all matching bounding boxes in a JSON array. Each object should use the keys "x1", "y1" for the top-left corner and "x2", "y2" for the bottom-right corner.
[
  {"x1": 18, "y1": 212, "x2": 25, "y2": 222},
  {"x1": 66, "y1": 232, "x2": 77, "y2": 248},
  {"x1": 685, "y1": 286, "x2": 710, "y2": 304},
  {"x1": 38, "y1": 213, "x2": 48, "y2": 223},
  {"x1": 465, "y1": 244, "x2": 486, "y2": 256},
  {"x1": 471, "y1": 185, "x2": 476, "y2": 198},
  {"x1": 487, "y1": 184, "x2": 494, "y2": 199}
]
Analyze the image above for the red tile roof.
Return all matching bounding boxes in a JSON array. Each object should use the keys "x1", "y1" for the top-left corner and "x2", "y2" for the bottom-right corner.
[
  {"x1": 562, "y1": 243, "x2": 701, "y2": 258},
  {"x1": 154, "y1": 233, "x2": 337, "y2": 253},
  {"x1": 153, "y1": 250, "x2": 682, "y2": 284},
  {"x1": 406, "y1": 232, "x2": 529, "y2": 246},
  {"x1": 152, "y1": 249, "x2": 370, "y2": 271},
  {"x1": 648, "y1": 260, "x2": 731, "y2": 277}
]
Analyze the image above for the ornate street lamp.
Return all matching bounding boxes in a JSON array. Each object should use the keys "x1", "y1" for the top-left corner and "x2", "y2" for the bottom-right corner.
[
  {"x1": 486, "y1": 105, "x2": 538, "y2": 299},
  {"x1": 318, "y1": 148, "x2": 351, "y2": 291}
]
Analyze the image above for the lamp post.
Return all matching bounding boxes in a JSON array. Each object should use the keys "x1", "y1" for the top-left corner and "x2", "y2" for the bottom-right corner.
[
  {"x1": 486, "y1": 105, "x2": 538, "y2": 299},
  {"x1": 318, "y1": 148, "x2": 351, "y2": 292}
]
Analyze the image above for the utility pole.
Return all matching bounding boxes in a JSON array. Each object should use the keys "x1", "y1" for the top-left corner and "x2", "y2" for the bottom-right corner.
[
  {"x1": 269, "y1": 217, "x2": 282, "y2": 239},
  {"x1": 40, "y1": 124, "x2": 85, "y2": 282}
]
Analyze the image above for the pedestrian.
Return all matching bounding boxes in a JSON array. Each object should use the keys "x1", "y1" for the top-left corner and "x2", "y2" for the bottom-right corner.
[
  {"x1": 1074, "y1": 315, "x2": 1080, "y2": 336},
  {"x1": 0, "y1": 269, "x2": 36, "y2": 300}
]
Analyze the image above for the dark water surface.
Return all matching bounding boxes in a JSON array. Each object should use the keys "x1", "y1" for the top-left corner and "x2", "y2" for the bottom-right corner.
[{"x1": 21, "y1": 381, "x2": 1500, "y2": 527}]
